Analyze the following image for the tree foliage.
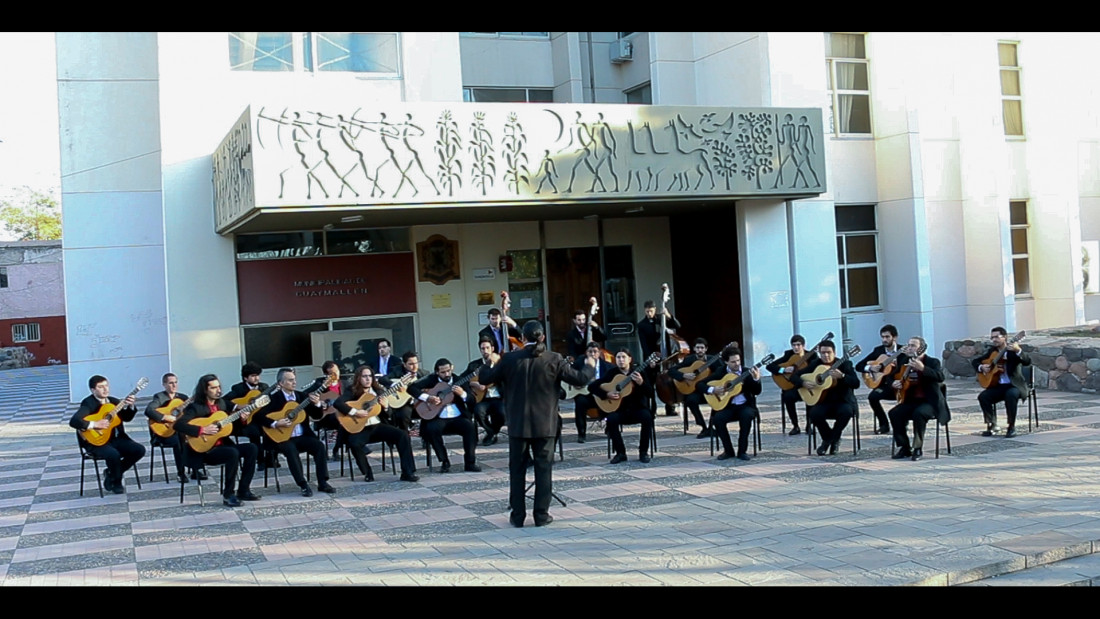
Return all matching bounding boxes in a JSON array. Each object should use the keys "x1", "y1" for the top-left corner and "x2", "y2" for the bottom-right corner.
[{"x1": 0, "y1": 186, "x2": 61, "y2": 241}]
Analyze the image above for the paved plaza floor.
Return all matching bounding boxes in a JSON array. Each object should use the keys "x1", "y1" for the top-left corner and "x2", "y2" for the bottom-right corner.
[{"x1": 1, "y1": 365, "x2": 1098, "y2": 586}]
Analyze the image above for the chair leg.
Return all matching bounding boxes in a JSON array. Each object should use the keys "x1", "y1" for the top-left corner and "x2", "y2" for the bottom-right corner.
[
  {"x1": 133, "y1": 465, "x2": 142, "y2": 490},
  {"x1": 93, "y1": 459, "x2": 104, "y2": 498},
  {"x1": 753, "y1": 409, "x2": 761, "y2": 455},
  {"x1": 852, "y1": 411, "x2": 859, "y2": 455},
  {"x1": 160, "y1": 446, "x2": 169, "y2": 484},
  {"x1": 149, "y1": 447, "x2": 156, "y2": 483},
  {"x1": 935, "y1": 421, "x2": 940, "y2": 459}
]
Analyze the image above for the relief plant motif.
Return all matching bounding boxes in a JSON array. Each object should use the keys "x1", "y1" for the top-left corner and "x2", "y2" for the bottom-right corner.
[
  {"x1": 502, "y1": 113, "x2": 530, "y2": 194},
  {"x1": 434, "y1": 110, "x2": 463, "y2": 196},
  {"x1": 734, "y1": 112, "x2": 775, "y2": 190},
  {"x1": 468, "y1": 112, "x2": 496, "y2": 195}
]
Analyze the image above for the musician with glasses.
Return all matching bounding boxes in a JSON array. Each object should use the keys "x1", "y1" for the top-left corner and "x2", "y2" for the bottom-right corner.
[
  {"x1": 258, "y1": 368, "x2": 335, "y2": 497},
  {"x1": 887, "y1": 336, "x2": 947, "y2": 461},
  {"x1": 973, "y1": 326, "x2": 1031, "y2": 438}
]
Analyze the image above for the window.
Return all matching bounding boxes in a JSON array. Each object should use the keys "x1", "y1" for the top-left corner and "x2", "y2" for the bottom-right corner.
[
  {"x1": 229, "y1": 32, "x2": 399, "y2": 76},
  {"x1": 462, "y1": 87, "x2": 553, "y2": 103},
  {"x1": 236, "y1": 228, "x2": 411, "y2": 261},
  {"x1": 0, "y1": 267, "x2": 7, "y2": 288},
  {"x1": 461, "y1": 32, "x2": 549, "y2": 38},
  {"x1": 836, "y1": 205, "x2": 880, "y2": 310},
  {"x1": 999, "y1": 42, "x2": 1024, "y2": 137},
  {"x1": 1010, "y1": 200, "x2": 1030, "y2": 295},
  {"x1": 825, "y1": 33, "x2": 871, "y2": 136},
  {"x1": 625, "y1": 82, "x2": 652, "y2": 104},
  {"x1": 11, "y1": 323, "x2": 40, "y2": 343}
]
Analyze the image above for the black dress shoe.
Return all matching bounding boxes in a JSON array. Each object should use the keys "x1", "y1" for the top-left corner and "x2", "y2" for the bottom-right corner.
[
  {"x1": 400, "y1": 473, "x2": 420, "y2": 482},
  {"x1": 911, "y1": 448, "x2": 923, "y2": 461},
  {"x1": 736, "y1": 453, "x2": 751, "y2": 462},
  {"x1": 981, "y1": 430, "x2": 993, "y2": 437},
  {"x1": 318, "y1": 482, "x2": 336, "y2": 494},
  {"x1": 829, "y1": 440, "x2": 840, "y2": 455},
  {"x1": 440, "y1": 462, "x2": 453, "y2": 473},
  {"x1": 112, "y1": 483, "x2": 126, "y2": 495},
  {"x1": 609, "y1": 453, "x2": 628, "y2": 464},
  {"x1": 464, "y1": 463, "x2": 482, "y2": 472},
  {"x1": 534, "y1": 515, "x2": 554, "y2": 527},
  {"x1": 788, "y1": 427, "x2": 801, "y2": 436},
  {"x1": 238, "y1": 490, "x2": 262, "y2": 501},
  {"x1": 879, "y1": 426, "x2": 891, "y2": 435},
  {"x1": 816, "y1": 444, "x2": 829, "y2": 456},
  {"x1": 177, "y1": 474, "x2": 190, "y2": 484},
  {"x1": 195, "y1": 468, "x2": 209, "y2": 481},
  {"x1": 577, "y1": 436, "x2": 586, "y2": 444},
  {"x1": 695, "y1": 428, "x2": 711, "y2": 439},
  {"x1": 223, "y1": 494, "x2": 241, "y2": 507},
  {"x1": 1005, "y1": 427, "x2": 1017, "y2": 438},
  {"x1": 510, "y1": 516, "x2": 525, "y2": 528},
  {"x1": 717, "y1": 451, "x2": 734, "y2": 461},
  {"x1": 892, "y1": 448, "x2": 912, "y2": 460},
  {"x1": 639, "y1": 454, "x2": 651, "y2": 463},
  {"x1": 301, "y1": 486, "x2": 314, "y2": 497}
]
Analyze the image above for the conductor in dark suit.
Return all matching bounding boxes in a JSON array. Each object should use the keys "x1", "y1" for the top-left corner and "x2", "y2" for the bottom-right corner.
[
  {"x1": 477, "y1": 320, "x2": 596, "y2": 528},
  {"x1": 887, "y1": 336, "x2": 949, "y2": 461}
]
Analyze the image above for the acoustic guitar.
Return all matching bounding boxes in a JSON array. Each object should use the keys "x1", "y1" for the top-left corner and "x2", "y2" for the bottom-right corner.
[
  {"x1": 894, "y1": 342, "x2": 928, "y2": 405},
  {"x1": 229, "y1": 385, "x2": 279, "y2": 424},
  {"x1": 861, "y1": 345, "x2": 909, "y2": 389},
  {"x1": 594, "y1": 366, "x2": 644, "y2": 414},
  {"x1": 185, "y1": 396, "x2": 271, "y2": 453},
  {"x1": 771, "y1": 331, "x2": 833, "y2": 391},
  {"x1": 148, "y1": 394, "x2": 195, "y2": 438},
  {"x1": 337, "y1": 373, "x2": 415, "y2": 434},
  {"x1": 261, "y1": 377, "x2": 335, "y2": 443},
  {"x1": 414, "y1": 372, "x2": 479, "y2": 421},
  {"x1": 797, "y1": 345, "x2": 862, "y2": 406},
  {"x1": 80, "y1": 378, "x2": 150, "y2": 447},
  {"x1": 976, "y1": 331, "x2": 1026, "y2": 389},
  {"x1": 673, "y1": 341, "x2": 736, "y2": 395},
  {"x1": 703, "y1": 354, "x2": 776, "y2": 410},
  {"x1": 470, "y1": 353, "x2": 500, "y2": 404}
]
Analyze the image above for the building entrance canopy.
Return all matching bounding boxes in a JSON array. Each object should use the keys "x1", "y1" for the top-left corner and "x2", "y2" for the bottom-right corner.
[{"x1": 213, "y1": 103, "x2": 826, "y2": 234}]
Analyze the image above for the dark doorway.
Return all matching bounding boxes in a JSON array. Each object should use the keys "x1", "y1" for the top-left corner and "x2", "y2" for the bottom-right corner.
[
  {"x1": 668, "y1": 204, "x2": 743, "y2": 353},
  {"x1": 545, "y1": 246, "x2": 636, "y2": 359}
]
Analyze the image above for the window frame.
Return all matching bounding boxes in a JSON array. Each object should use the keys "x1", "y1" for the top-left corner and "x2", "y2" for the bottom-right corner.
[
  {"x1": 461, "y1": 32, "x2": 549, "y2": 39},
  {"x1": 1010, "y1": 199, "x2": 1031, "y2": 297},
  {"x1": 229, "y1": 32, "x2": 401, "y2": 78},
  {"x1": 462, "y1": 87, "x2": 554, "y2": 103},
  {"x1": 836, "y1": 204, "x2": 882, "y2": 312},
  {"x1": 624, "y1": 82, "x2": 652, "y2": 105},
  {"x1": 825, "y1": 32, "x2": 873, "y2": 138},
  {"x1": 0, "y1": 266, "x2": 7, "y2": 288},
  {"x1": 999, "y1": 41, "x2": 1024, "y2": 138},
  {"x1": 11, "y1": 323, "x2": 40, "y2": 343}
]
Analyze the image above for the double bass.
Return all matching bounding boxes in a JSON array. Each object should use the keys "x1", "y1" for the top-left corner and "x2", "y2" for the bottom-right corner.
[
  {"x1": 653, "y1": 283, "x2": 690, "y2": 406},
  {"x1": 499, "y1": 291, "x2": 524, "y2": 352},
  {"x1": 586, "y1": 296, "x2": 614, "y2": 363}
]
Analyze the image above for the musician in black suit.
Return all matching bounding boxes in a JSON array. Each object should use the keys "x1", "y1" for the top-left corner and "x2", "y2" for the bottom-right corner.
[
  {"x1": 855, "y1": 324, "x2": 900, "y2": 435},
  {"x1": 410, "y1": 358, "x2": 481, "y2": 473},
  {"x1": 478, "y1": 308, "x2": 521, "y2": 354},
  {"x1": 766, "y1": 335, "x2": 809, "y2": 436},
  {"x1": 667, "y1": 338, "x2": 713, "y2": 437},
  {"x1": 705, "y1": 347, "x2": 761, "y2": 461},
  {"x1": 385, "y1": 351, "x2": 427, "y2": 431},
  {"x1": 637, "y1": 299, "x2": 682, "y2": 416},
  {"x1": 887, "y1": 337, "x2": 948, "y2": 461},
  {"x1": 310, "y1": 361, "x2": 345, "y2": 461},
  {"x1": 374, "y1": 339, "x2": 398, "y2": 383},
  {"x1": 793, "y1": 340, "x2": 860, "y2": 456},
  {"x1": 973, "y1": 326, "x2": 1032, "y2": 438},
  {"x1": 258, "y1": 368, "x2": 334, "y2": 497},
  {"x1": 460, "y1": 337, "x2": 507, "y2": 445},
  {"x1": 144, "y1": 372, "x2": 190, "y2": 484},
  {"x1": 477, "y1": 320, "x2": 596, "y2": 527},
  {"x1": 332, "y1": 365, "x2": 419, "y2": 482},
  {"x1": 570, "y1": 342, "x2": 616, "y2": 442},
  {"x1": 592, "y1": 349, "x2": 652, "y2": 464},
  {"x1": 69, "y1": 375, "x2": 146, "y2": 495},
  {"x1": 175, "y1": 374, "x2": 260, "y2": 506},
  {"x1": 565, "y1": 307, "x2": 606, "y2": 359},
  {"x1": 225, "y1": 361, "x2": 270, "y2": 466}
]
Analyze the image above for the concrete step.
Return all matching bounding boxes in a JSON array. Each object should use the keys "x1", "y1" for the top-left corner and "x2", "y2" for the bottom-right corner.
[{"x1": 961, "y1": 552, "x2": 1100, "y2": 586}]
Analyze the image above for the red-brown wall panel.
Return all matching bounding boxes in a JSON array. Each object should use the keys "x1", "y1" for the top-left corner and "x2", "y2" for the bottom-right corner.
[
  {"x1": 0, "y1": 315, "x2": 67, "y2": 366},
  {"x1": 236, "y1": 253, "x2": 417, "y2": 325}
]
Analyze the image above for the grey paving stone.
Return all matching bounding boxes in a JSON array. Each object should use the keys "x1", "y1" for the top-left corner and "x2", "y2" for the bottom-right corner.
[
  {"x1": 375, "y1": 518, "x2": 499, "y2": 543},
  {"x1": 347, "y1": 496, "x2": 456, "y2": 519},
  {"x1": 459, "y1": 501, "x2": 509, "y2": 517},
  {"x1": 583, "y1": 489, "x2": 695, "y2": 512},
  {"x1": 4, "y1": 548, "x2": 135, "y2": 577},
  {"x1": 137, "y1": 548, "x2": 266, "y2": 579},
  {"x1": 17, "y1": 523, "x2": 132, "y2": 549},
  {"x1": 133, "y1": 521, "x2": 249, "y2": 546},
  {"x1": 25, "y1": 503, "x2": 128, "y2": 523},
  {"x1": 233, "y1": 499, "x2": 342, "y2": 519},
  {"x1": 250, "y1": 520, "x2": 364, "y2": 546}
]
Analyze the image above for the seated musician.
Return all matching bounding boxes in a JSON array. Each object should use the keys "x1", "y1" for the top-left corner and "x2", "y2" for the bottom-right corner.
[
  {"x1": 143, "y1": 372, "x2": 192, "y2": 483},
  {"x1": 572, "y1": 341, "x2": 615, "y2": 443},
  {"x1": 69, "y1": 375, "x2": 146, "y2": 495},
  {"x1": 258, "y1": 368, "x2": 335, "y2": 497},
  {"x1": 175, "y1": 374, "x2": 260, "y2": 506},
  {"x1": 705, "y1": 347, "x2": 760, "y2": 462},
  {"x1": 766, "y1": 335, "x2": 809, "y2": 436},
  {"x1": 411, "y1": 358, "x2": 482, "y2": 473},
  {"x1": 461, "y1": 337, "x2": 507, "y2": 445},
  {"x1": 973, "y1": 326, "x2": 1031, "y2": 438},
  {"x1": 225, "y1": 362, "x2": 270, "y2": 468},
  {"x1": 565, "y1": 308, "x2": 606, "y2": 360},
  {"x1": 375, "y1": 339, "x2": 397, "y2": 383},
  {"x1": 332, "y1": 365, "x2": 420, "y2": 482},
  {"x1": 386, "y1": 351, "x2": 426, "y2": 431},
  {"x1": 311, "y1": 361, "x2": 345, "y2": 461},
  {"x1": 667, "y1": 338, "x2": 712, "y2": 438},
  {"x1": 592, "y1": 349, "x2": 653, "y2": 464},
  {"x1": 637, "y1": 299, "x2": 682, "y2": 417},
  {"x1": 888, "y1": 336, "x2": 948, "y2": 461},
  {"x1": 478, "y1": 308, "x2": 521, "y2": 355},
  {"x1": 855, "y1": 324, "x2": 900, "y2": 435},
  {"x1": 793, "y1": 340, "x2": 859, "y2": 456}
]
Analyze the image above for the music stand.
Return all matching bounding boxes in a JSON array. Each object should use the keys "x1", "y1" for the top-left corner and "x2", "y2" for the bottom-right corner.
[{"x1": 522, "y1": 443, "x2": 567, "y2": 507}]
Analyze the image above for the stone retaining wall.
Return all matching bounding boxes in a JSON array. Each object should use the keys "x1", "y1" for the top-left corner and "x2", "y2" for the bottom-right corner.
[
  {"x1": 943, "y1": 327, "x2": 1100, "y2": 394},
  {"x1": 0, "y1": 346, "x2": 32, "y2": 370}
]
